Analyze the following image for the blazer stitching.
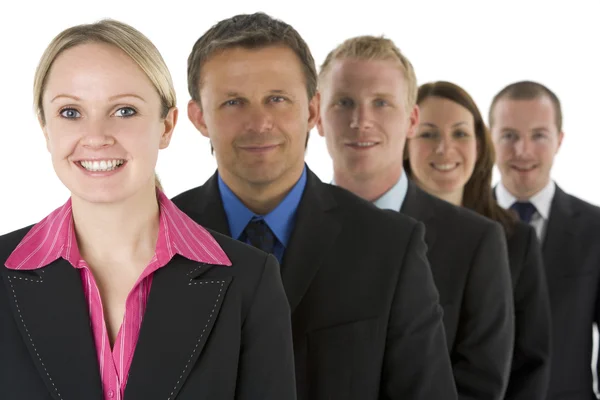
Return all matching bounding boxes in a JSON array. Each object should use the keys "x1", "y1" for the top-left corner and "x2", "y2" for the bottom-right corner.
[
  {"x1": 188, "y1": 279, "x2": 225, "y2": 286},
  {"x1": 168, "y1": 281, "x2": 225, "y2": 399},
  {"x1": 6, "y1": 275, "x2": 62, "y2": 399},
  {"x1": 186, "y1": 263, "x2": 206, "y2": 276},
  {"x1": 10, "y1": 275, "x2": 43, "y2": 283}
]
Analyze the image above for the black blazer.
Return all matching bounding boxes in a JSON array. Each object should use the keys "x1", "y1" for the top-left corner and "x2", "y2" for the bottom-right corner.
[
  {"x1": 503, "y1": 220, "x2": 552, "y2": 400},
  {"x1": 172, "y1": 167, "x2": 458, "y2": 400},
  {"x1": 539, "y1": 185, "x2": 600, "y2": 399},
  {"x1": 401, "y1": 182, "x2": 514, "y2": 399},
  {"x1": 0, "y1": 225, "x2": 296, "y2": 399}
]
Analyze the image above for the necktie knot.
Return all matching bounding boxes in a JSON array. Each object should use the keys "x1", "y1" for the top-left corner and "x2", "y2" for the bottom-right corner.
[
  {"x1": 243, "y1": 219, "x2": 276, "y2": 254},
  {"x1": 510, "y1": 201, "x2": 537, "y2": 223}
]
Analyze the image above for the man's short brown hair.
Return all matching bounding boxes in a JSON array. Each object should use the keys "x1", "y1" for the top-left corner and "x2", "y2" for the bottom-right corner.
[
  {"x1": 318, "y1": 35, "x2": 418, "y2": 109},
  {"x1": 489, "y1": 81, "x2": 563, "y2": 131},
  {"x1": 187, "y1": 12, "x2": 317, "y2": 105}
]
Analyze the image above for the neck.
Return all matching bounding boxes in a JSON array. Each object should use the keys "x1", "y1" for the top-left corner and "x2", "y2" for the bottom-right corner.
[
  {"x1": 220, "y1": 164, "x2": 304, "y2": 215},
  {"x1": 334, "y1": 167, "x2": 402, "y2": 202},
  {"x1": 71, "y1": 183, "x2": 160, "y2": 273}
]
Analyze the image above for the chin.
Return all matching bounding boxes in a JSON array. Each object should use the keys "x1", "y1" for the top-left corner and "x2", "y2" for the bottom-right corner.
[{"x1": 70, "y1": 190, "x2": 129, "y2": 205}]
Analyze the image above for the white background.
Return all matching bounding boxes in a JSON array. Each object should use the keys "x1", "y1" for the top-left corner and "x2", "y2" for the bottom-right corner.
[
  {"x1": 1, "y1": 0, "x2": 599, "y2": 234},
  {"x1": 1, "y1": 0, "x2": 599, "y2": 389}
]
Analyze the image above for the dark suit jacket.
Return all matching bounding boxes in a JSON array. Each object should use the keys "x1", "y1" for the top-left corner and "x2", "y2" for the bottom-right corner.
[
  {"x1": 172, "y1": 168, "x2": 458, "y2": 400},
  {"x1": 540, "y1": 186, "x2": 600, "y2": 400},
  {"x1": 0, "y1": 225, "x2": 296, "y2": 399},
  {"x1": 504, "y1": 220, "x2": 551, "y2": 399},
  {"x1": 401, "y1": 182, "x2": 514, "y2": 399}
]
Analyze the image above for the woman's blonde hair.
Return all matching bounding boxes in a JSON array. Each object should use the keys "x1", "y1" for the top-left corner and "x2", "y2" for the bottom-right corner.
[{"x1": 34, "y1": 19, "x2": 176, "y2": 191}]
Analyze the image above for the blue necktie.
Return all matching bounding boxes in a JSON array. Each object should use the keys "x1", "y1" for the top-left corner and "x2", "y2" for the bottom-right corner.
[
  {"x1": 510, "y1": 201, "x2": 537, "y2": 223},
  {"x1": 243, "y1": 219, "x2": 276, "y2": 255}
]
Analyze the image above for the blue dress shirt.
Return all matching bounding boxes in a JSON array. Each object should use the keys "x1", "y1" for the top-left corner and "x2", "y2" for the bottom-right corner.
[{"x1": 218, "y1": 165, "x2": 307, "y2": 264}]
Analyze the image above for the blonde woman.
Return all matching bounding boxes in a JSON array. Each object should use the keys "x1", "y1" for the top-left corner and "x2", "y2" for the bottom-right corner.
[{"x1": 0, "y1": 20, "x2": 295, "y2": 400}]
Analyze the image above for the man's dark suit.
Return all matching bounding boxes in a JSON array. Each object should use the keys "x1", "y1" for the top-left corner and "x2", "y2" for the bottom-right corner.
[
  {"x1": 1, "y1": 225, "x2": 296, "y2": 399},
  {"x1": 538, "y1": 185, "x2": 600, "y2": 399},
  {"x1": 401, "y1": 182, "x2": 514, "y2": 399},
  {"x1": 503, "y1": 220, "x2": 551, "y2": 400},
  {"x1": 172, "y1": 167, "x2": 458, "y2": 400}
]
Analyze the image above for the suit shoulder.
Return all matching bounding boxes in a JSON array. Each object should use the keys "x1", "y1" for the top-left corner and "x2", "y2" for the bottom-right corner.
[
  {"x1": 424, "y1": 192, "x2": 504, "y2": 235},
  {"x1": 171, "y1": 185, "x2": 202, "y2": 209},
  {"x1": 0, "y1": 226, "x2": 35, "y2": 286},
  {"x1": 567, "y1": 193, "x2": 600, "y2": 222},
  {"x1": 326, "y1": 184, "x2": 420, "y2": 230}
]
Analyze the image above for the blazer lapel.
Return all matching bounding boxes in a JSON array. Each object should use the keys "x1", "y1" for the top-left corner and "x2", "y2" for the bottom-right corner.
[
  {"x1": 2, "y1": 260, "x2": 102, "y2": 400},
  {"x1": 542, "y1": 186, "x2": 577, "y2": 278},
  {"x1": 400, "y1": 181, "x2": 438, "y2": 250},
  {"x1": 280, "y1": 169, "x2": 341, "y2": 313},
  {"x1": 124, "y1": 256, "x2": 232, "y2": 399}
]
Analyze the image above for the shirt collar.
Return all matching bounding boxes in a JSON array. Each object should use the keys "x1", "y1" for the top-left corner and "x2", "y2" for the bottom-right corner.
[
  {"x1": 372, "y1": 172, "x2": 409, "y2": 211},
  {"x1": 218, "y1": 165, "x2": 307, "y2": 247},
  {"x1": 496, "y1": 180, "x2": 555, "y2": 219},
  {"x1": 331, "y1": 171, "x2": 408, "y2": 211},
  {"x1": 5, "y1": 190, "x2": 231, "y2": 270}
]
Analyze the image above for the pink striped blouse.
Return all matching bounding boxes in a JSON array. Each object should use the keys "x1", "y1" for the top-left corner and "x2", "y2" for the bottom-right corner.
[{"x1": 5, "y1": 190, "x2": 231, "y2": 400}]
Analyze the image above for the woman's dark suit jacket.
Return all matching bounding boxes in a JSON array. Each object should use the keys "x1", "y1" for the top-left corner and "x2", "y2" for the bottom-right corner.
[{"x1": 0, "y1": 225, "x2": 296, "y2": 400}]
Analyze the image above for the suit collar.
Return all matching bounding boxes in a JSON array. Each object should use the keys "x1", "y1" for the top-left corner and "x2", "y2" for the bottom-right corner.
[
  {"x1": 536, "y1": 185, "x2": 577, "y2": 276},
  {"x1": 400, "y1": 181, "x2": 438, "y2": 249},
  {"x1": 184, "y1": 172, "x2": 232, "y2": 237},
  {"x1": 183, "y1": 167, "x2": 342, "y2": 313},
  {"x1": 279, "y1": 167, "x2": 341, "y2": 312},
  {"x1": 2, "y1": 256, "x2": 231, "y2": 400}
]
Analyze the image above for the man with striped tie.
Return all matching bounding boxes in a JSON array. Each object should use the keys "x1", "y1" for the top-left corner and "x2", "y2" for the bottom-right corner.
[{"x1": 491, "y1": 80, "x2": 600, "y2": 400}]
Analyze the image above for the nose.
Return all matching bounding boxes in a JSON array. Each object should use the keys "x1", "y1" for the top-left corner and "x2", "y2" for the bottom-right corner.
[
  {"x1": 246, "y1": 105, "x2": 274, "y2": 133},
  {"x1": 514, "y1": 136, "x2": 532, "y2": 156},
  {"x1": 80, "y1": 119, "x2": 115, "y2": 149},
  {"x1": 349, "y1": 104, "x2": 374, "y2": 131},
  {"x1": 434, "y1": 135, "x2": 452, "y2": 154}
]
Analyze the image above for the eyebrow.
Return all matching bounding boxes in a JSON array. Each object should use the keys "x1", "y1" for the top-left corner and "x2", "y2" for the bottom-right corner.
[
  {"x1": 532, "y1": 126, "x2": 549, "y2": 132},
  {"x1": 50, "y1": 94, "x2": 81, "y2": 103},
  {"x1": 420, "y1": 121, "x2": 468, "y2": 128},
  {"x1": 225, "y1": 89, "x2": 291, "y2": 96},
  {"x1": 50, "y1": 93, "x2": 147, "y2": 103},
  {"x1": 372, "y1": 92, "x2": 394, "y2": 99}
]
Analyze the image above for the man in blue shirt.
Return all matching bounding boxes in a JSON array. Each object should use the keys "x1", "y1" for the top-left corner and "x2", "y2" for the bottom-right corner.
[{"x1": 172, "y1": 12, "x2": 457, "y2": 400}]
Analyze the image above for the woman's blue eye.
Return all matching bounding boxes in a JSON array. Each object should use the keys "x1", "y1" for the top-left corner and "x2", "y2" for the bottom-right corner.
[
  {"x1": 60, "y1": 108, "x2": 80, "y2": 119},
  {"x1": 115, "y1": 107, "x2": 136, "y2": 117}
]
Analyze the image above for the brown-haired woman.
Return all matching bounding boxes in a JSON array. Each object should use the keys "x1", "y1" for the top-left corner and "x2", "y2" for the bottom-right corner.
[{"x1": 405, "y1": 81, "x2": 551, "y2": 399}]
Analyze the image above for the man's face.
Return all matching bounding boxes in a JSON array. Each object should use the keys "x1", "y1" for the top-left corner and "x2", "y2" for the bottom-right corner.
[
  {"x1": 317, "y1": 58, "x2": 418, "y2": 183},
  {"x1": 491, "y1": 96, "x2": 563, "y2": 199},
  {"x1": 188, "y1": 45, "x2": 318, "y2": 190}
]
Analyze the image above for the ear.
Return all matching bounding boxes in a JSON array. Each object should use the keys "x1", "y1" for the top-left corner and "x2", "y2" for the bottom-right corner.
[
  {"x1": 38, "y1": 114, "x2": 51, "y2": 152},
  {"x1": 314, "y1": 91, "x2": 327, "y2": 137},
  {"x1": 556, "y1": 130, "x2": 565, "y2": 153},
  {"x1": 188, "y1": 99, "x2": 210, "y2": 138},
  {"x1": 307, "y1": 91, "x2": 320, "y2": 132},
  {"x1": 406, "y1": 104, "x2": 420, "y2": 139},
  {"x1": 159, "y1": 107, "x2": 178, "y2": 149}
]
